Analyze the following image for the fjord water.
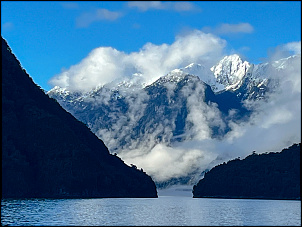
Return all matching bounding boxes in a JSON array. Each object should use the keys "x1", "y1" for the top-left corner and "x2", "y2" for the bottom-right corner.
[{"x1": 1, "y1": 187, "x2": 300, "y2": 226}]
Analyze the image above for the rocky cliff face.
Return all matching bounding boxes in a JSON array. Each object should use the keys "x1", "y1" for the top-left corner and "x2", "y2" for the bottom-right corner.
[{"x1": 2, "y1": 37, "x2": 157, "y2": 198}]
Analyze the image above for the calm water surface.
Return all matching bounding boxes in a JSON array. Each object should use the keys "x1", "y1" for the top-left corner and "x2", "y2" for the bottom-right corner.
[{"x1": 1, "y1": 195, "x2": 301, "y2": 226}]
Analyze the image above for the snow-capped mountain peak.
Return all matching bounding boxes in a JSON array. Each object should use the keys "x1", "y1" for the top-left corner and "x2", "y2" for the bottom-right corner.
[
  {"x1": 210, "y1": 54, "x2": 251, "y2": 91},
  {"x1": 47, "y1": 53, "x2": 299, "y2": 187},
  {"x1": 49, "y1": 85, "x2": 68, "y2": 95},
  {"x1": 160, "y1": 55, "x2": 253, "y2": 93}
]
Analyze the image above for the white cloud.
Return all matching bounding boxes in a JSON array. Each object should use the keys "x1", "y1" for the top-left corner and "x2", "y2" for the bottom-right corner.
[
  {"x1": 267, "y1": 41, "x2": 301, "y2": 62},
  {"x1": 76, "y1": 8, "x2": 123, "y2": 28},
  {"x1": 127, "y1": 1, "x2": 200, "y2": 12},
  {"x1": 224, "y1": 53, "x2": 301, "y2": 156},
  {"x1": 85, "y1": 73, "x2": 228, "y2": 183},
  {"x1": 49, "y1": 27, "x2": 301, "y2": 186},
  {"x1": 203, "y1": 23, "x2": 254, "y2": 35},
  {"x1": 49, "y1": 30, "x2": 226, "y2": 91},
  {"x1": 49, "y1": 47, "x2": 127, "y2": 91},
  {"x1": 103, "y1": 43, "x2": 300, "y2": 184},
  {"x1": 120, "y1": 142, "x2": 217, "y2": 182},
  {"x1": 139, "y1": 52, "x2": 301, "y2": 182},
  {"x1": 283, "y1": 41, "x2": 301, "y2": 55}
]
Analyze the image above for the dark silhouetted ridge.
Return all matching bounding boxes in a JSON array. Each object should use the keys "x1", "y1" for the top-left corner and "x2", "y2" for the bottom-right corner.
[
  {"x1": 193, "y1": 143, "x2": 300, "y2": 200},
  {"x1": 2, "y1": 37, "x2": 157, "y2": 198}
]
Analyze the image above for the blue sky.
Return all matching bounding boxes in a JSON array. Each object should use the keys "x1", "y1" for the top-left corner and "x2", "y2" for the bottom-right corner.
[{"x1": 1, "y1": 1, "x2": 301, "y2": 91}]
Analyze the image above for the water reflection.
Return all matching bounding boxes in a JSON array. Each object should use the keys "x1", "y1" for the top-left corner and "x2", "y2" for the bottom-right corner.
[{"x1": 1, "y1": 197, "x2": 301, "y2": 226}]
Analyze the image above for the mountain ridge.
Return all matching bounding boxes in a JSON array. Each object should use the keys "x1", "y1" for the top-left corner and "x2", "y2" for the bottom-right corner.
[
  {"x1": 193, "y1": 143, "x2": 300, "y2": 200},
  {"x1": 47, "y1": 52, "x2": 300, "y2": 187},
  {"x1": 2, "y1": 37, "x2": 158, "y2": 198}
]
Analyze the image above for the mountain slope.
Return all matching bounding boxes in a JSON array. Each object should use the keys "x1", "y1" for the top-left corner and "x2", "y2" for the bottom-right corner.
[
  {"x1": 48, "y1": 71, "x2": 250, "y2": 186},
  {"x1": 192, "y1": 143, "x2": 300, "y2": 200},
  {"x1": 2, "y1": 37, "x2": 157, "y2": 198},
  {"x1": 47, "y1": 53, "x2": 300, "y2": 187},
  {"x1": 48, "y1": 70, "x2": 251, "y2": 151}
]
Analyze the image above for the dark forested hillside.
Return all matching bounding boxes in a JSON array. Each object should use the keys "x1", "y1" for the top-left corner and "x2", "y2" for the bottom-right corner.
[
  {"x1": 193, "y1": 143, "x2": 300, "y2": 200},
  {"x1": 2, "y1": 37, "x2": 157, "y2": 198}
]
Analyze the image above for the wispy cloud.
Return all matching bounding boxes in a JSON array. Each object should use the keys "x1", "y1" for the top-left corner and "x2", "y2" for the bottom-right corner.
[
  {"x1": 127, "y1": 1, "x2": 165, "y2": 11},
  {"x1": 132, "y1": 23, "x2": 141, "y2": 29},
  {"x1": 172, "y1": 1, "x2": 200, "y2": 12},
  {"x1": 283, "y1": 41, "x2": 301, "y2": 55},
  {"x1": 76, "y1": 8, "x2": 123, "y2": 28},
  {"x1": 127, "y1": 1, "x2": 201, "y2": 12},
  {"x1": 203, "y1": 23, "x2": 254, "y2": 35},
  {"x1": 2, "y1": 22, "x2": 14, "y2": 30},
  {"x1": 267, "y1": 41, "x2": 301, "y2": 62},
  {"x1": 61, "y1": 2, "x2": 79, "y2": 9}
]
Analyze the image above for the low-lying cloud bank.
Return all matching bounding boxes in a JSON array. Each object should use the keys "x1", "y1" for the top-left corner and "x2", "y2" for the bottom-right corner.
[
  {"x1": 119, "y1": 53, "x2": 301, "y2": 183},
  {"x1": 49, "y1": 31, "x2": 301, "y2": 184}
]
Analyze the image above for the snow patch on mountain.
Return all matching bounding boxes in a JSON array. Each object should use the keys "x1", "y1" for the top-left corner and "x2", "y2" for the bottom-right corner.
[{"x1": 182, "y1": 63, "x2": 226, "y2": 92}]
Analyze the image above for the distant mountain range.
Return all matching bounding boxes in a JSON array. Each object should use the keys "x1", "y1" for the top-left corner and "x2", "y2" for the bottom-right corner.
[
  {"x1": 48, "y1": 52, "x2": 301, "y2": 187},
  {"x1": 2, "y1": 37, "x2": 157, "y2": 198}
]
